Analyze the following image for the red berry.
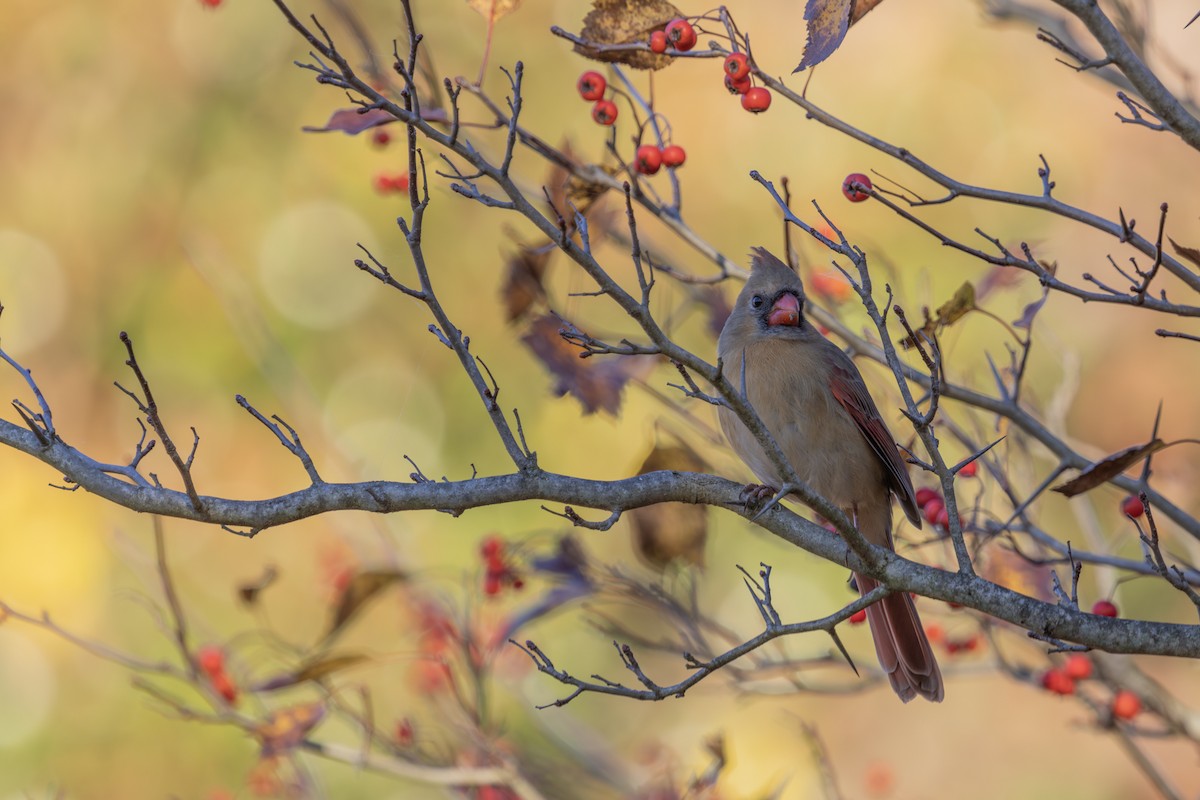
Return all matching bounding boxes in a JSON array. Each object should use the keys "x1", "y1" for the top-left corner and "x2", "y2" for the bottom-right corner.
[
  {"x1": 661, "y1": 144, "x2": 686, "y2": 168},
  {"x1": 741, "y1": 87, "x2": 771, "y2": 113},
  {"x1": 591, "y1": 99, "x2": 618, "y2": 126},
  {"x1": 842, "y1": 173, "x2": 872, "y2": 202},
  {"x1": 723, "y1": 52, "x2": 750, "y2": 81},
  {"x1": 511, "y1": 577, "x2": 525, "y2": 591},
  {"x1": 1092, "y1": 599, "x2": 1119, "y2": 618},
  {"x1": 924, "y1": 622, "x2": 945, "y2": 643},
  {"x1": 634, "y1": 144, "x2": 663, "y2": 175},
  {"x1": 211, "y1": 671, "x2": 238, "y2": 704},
  {"x1": 724, "y1": 74, "x2": 752, "y2": 95},
  {"x1": 958, "y1": 460, "x2": 978, "y2": 478},
  {"x1": 577, "y1": 71, "x2": 607, "y2": 101},
  {"x1": 915, "y1": 487, "x2": 939, "y2": 507},
  {"x1": 395, "y1": 717, "x2": 415, "y2": 747},
  {"x1": 649, "y1": 30, "x2": 668, "y2": 54},
  {"x1": 484, "y1": 573, "x2": 502, "y2": 596},
  {"x1": 935, "y1": 506, "x2": 951, "y2": 530},
  {"x1": 1064, "y1": 654, "x2": 1093, "y2": 680},
  {"x1": 1041, "y1": 668, "x2": 1075, "y2": 696},
  {"x1": 480, "y1": 535, "x2": 503, "y2": 560},
  {"x1": 922, "y1": 498, "x2": 945, "y2": 525},
  {"x1": 664, "y1": 18, "x2": 697, "y2": 52},
  {"x1": 372, "y1": 128, "x2": 391, "y2": 147},
  {"x1": 197, "y1": 645, "x2": 225, "y2": 675},
  {"x1": 373, "y1": 172, "x2": 409, "y2": 194},
  {"x1": 1121, "y1": 495, "x2": 1144, "y2": 518},
  {"x1": 199, "y1": 0, "x2": 222, "y2": 8},
  {"x1": 1111, "y1": 690, "x2": 1142, "y2": 720},
  {"x1": 849, "y1": 608, "x2": 867, "y2": 624}
]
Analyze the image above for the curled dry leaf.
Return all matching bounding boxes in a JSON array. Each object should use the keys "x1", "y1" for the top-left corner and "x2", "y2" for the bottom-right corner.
[
  {"x1": 502, "y1": 245, "x2": 552, "y2": 323},
  {"x1": 237, "y1": 565, "x2": 278, "y2": 607},
  {"x1": 466, "y1": 0, "x2": 522, "y2": 22},
  {"x1": 253, "y1": 653, "x2": 369, "y2": 692},
  {"x1": 629, "y1": 441, "x2": 710, "y2": 570},
  {"x1": 983, "y1": 547, "x2": 1054, "y2": 603},
  {"x1": 576, "y1": 0, "x2": 683, "y2": 70},
  {"x1": 303, "y1": 106, "x2": 450, "y2": 135},
  {"x1": 1169, "y1": 237, "x2": 1200, "y2": 270},
  {"x1": 796, "y1": 0, "x2": 887, "y2": 71},
  {"x1": 1053, "y1": 439, "x2": 1165, "y2": 497},
  {"x1": 521, "y1": 313, "x2": 657, "y2": 415},
  {"x1": 899, "y1": 281, "x2": 976, "y2": 349},
  {"x1": 322, "y1": 569, "x2": 408, "y2": 644}
]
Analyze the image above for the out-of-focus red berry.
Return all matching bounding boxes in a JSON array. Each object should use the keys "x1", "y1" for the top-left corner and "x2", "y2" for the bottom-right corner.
[
  {"x1": 649, "y1": 30, "x2": 668, "y2": 54},
  {"x1": 724, "y1": 73, "x2": 752, "y2": 95},
  {"x1": 958, "y1": 459, "x2": 978, "y2": 477},
  {"x1": 211, "y1": 671, "x2": 239, "y2": 704},
  {"x1": 809, "y1": 271, "x2": 852, "y2": 303},
  {"x1": 372, "y1": 128, "x2": 391, "y2": 147},
  {"x1": 484, "y1": 573, "x2": 502, "y2": 596},
  {"x1": 1064, "y1": 653, "x2": 1093, "y2": 680},
  {"x1": 661, "y1": 144, "x2": 686, "y2": 168},
  {"x1": 924, "y1": 622, "x2": 945, "y2": 643},
  {"x1": 1041, "y1": 668, "x2": 1075, "y2": 695},
  {"x1": 849, "y1": 608, "x2": 867, "y2": 624},
  {"x1": 1092, "y1": 599, "x2": 1119, "y2": 618},
  {"x1": 842, "y1": 173, "x2": 872, "y2": 202},
  {"x1": 374, "y1": 172, "x2": 410, "y2": 194},
  {"x1": 664, "y1": 18, "x2": 697, "y2": 51},
  {"x1": 577, "y1": 71, "x2": 607, "y2": 101},
  {"x1": 935, "y1": 506, "x2": 951, "y2": 530},
  {"x1": 723, "y1": 52, "x2": 750, "y2": 81},
  {"x1": 395, "y1": 717, "x2": 414, "y2": 747},
  {"x1": 592, "y1": 99, "x2": 618, "y2": 126},
  {"x1": 634, "y1": 145, "x2": 663, "y2": 175},
  {"x1": 741, "y1": 87, "x2": 771, "y2": 113},
  {"x1": 922, "y1": 498, "x2": 946, "y2": 525},
  {"x1": 915, "y1": 487, "x2": 939, "y2": 507},
  {"x1": 1121, "y1": 495, "x2": 1144, "y2": 518},
  {"x1": 1111, "y1": 690, "x2": 1142, "y2": 720},
  {"x1": 480, "y1": 535, "x2": 503, "y2": 560},
  {"x1": 197, "y1": 645, "x2": 225, "y2": 675}
]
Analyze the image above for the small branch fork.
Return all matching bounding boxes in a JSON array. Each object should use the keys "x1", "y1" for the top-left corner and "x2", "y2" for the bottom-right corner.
[{"x1": 513, "y1": 564, "x2": 885, "y2": 707}]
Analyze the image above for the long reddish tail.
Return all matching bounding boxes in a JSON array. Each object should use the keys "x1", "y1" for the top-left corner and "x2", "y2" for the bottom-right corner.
[{"x1": 855, "y1": 574, "x2": 944, "y2": 703}]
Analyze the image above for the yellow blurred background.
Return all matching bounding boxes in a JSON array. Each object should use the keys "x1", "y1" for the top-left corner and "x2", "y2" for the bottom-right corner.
[{"x1": 1, "y1": 0, "x2": 1199, "y2": 797}]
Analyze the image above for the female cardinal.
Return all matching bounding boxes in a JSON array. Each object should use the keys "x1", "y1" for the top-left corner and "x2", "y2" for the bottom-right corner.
[{"x1": 717, "y1": 247, "x2": 943, "y2": 703}]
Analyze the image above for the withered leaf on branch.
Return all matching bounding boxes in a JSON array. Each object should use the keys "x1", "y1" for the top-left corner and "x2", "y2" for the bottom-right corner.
[
  {"x1": 576, "y1": 0, "x2": 682, "y2": 70},
  {"x1": 983, "y1": 547, "x2": 1054, "y2": 603},
  {"x1": 303, "y1": 106, "x2": 449, "y2": 135},
  {"x1": 899, "y1": 281, "x2": 976, "y2": 349},
  {"x1": 521, "y1": 313, "x2": 657, "y2": 415},
  {"x1": 257, "y1": 702, "x2": 326, "y2": 758},
  {"x1": 502, "y1": 245, "x2": 553, "y2": 323},
  {"x1": 1169, "y1": 237, "x2": 1200, "y2": 270},
  {"x1": 629, "y1": 441, "x2": 710, "y2": 570},
  {"x1": 466, "y1": 0, "x2": 522, "y2": 22},
  {"x1": 237, "y1": 565, "x2": 279, "y2": 607},
  {"x1": 1053, "y1": 439, "x2": 1165, "y2": 497},
  {"x1": 1013, "y1": 288, "x2": 1050, "y2": 330},
  {"x1": 322, "y1": 569, "x2": 408, "y2": 643},
  {"x1": 253, "y1": 653, "x2": 370, "y2": 692},
  {"x1": 796, "y1": 0, "x2": 887, "y2": 71}
]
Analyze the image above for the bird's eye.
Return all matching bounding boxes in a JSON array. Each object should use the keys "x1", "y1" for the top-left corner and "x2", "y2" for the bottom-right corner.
[{"x1": 750, "y1": 294, "x2": 764, "y2": 309}]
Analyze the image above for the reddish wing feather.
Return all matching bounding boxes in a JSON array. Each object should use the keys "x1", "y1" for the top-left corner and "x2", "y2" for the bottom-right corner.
[{"x1": 827, "y1": 361, "x2": 921, "y2": 526}]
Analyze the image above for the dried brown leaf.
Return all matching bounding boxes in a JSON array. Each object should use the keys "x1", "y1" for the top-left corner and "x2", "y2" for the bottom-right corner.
[
  {"x1": 466, "y1": 0, "x2": 522, "y2": 22},
  {"x1": 501, "y1": 245, "x2": 552, "y2": 323},
  {"x1": 303, "y1": 108, "x2": 396, "y2": 135},
  {"x1": 257, "y1": 702, "x2": 326, "y2": 758},
  {"x1": 899, "y1": 281, "x2": 976, "y2": 348},
  {"x1": 521, "y1": 313, "x2": 656, "y2": 415},
  {"x1": 1053, "y1": 439, "x2": 1166, "y2": 497},
  {"x1": 254, "y1": 653, "x2": 369, "y2": 692},
  {"x1": 983, "y1": 547, "x2": 1054, "y2": 602},
  {"x1": 797, "y1": 0, "x2": 887, "y2": 70},
  {"x1": 1169, "y1": 237, "x2": 1200, "y2": 270},
  {"x1": 237, "y1": 565, "x2": 279, "y2": 607},
  {"x1": 576, "y1": 0, "x2": 682, "y2": 70},
  {"x1": 629, "y1": 442, "x2": 710, "y2": 570},
  {"x1": 323, "y1": 569, "x2": 408, "y2": 643},
  {"x1": 1013, "y1": 289, "x2": 1049, "y2": 330}
]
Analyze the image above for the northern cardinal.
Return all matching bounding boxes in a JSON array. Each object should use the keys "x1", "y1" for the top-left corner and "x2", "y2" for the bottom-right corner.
[{"x1": 717, "y1": 247, "x2": 943, "y2": 703}]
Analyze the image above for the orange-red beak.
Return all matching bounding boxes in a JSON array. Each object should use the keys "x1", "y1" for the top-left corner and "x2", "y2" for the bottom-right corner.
[{"x1": 766, "y1": 292, "x2": 800, "y2": 327}]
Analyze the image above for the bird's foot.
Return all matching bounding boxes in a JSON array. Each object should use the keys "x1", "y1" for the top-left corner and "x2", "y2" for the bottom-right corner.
[{"x1": 738, "y1": 483, "x2": 778, "y2": 516}]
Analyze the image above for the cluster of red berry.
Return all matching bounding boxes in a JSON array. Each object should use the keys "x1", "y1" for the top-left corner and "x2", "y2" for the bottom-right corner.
[
  {"x1": 373, "y1": 172, "x2": 410, "y2": 195},
  {"x1": 480, "y1": 535, "x2": 524, "y2": 597},
  {"x1": 196, "y1": 645, "x2": 238, "y2": 705},
  {"x1": 720, "y1": 51, "x2": 771, "y2": 113},
  {"x1": 1041, "y1": 653, "x2": 1142, "y2": 719},
  {"x1": 914, "y1": 486, "x2": 962, "y2": 531}
]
